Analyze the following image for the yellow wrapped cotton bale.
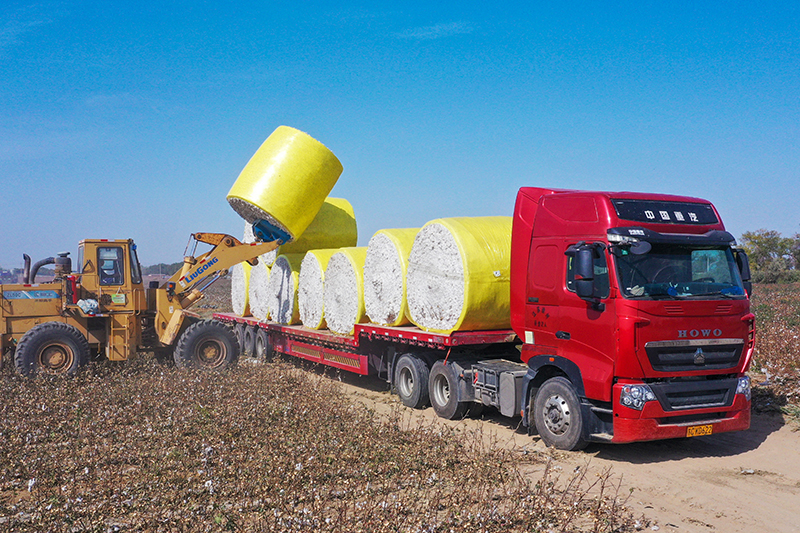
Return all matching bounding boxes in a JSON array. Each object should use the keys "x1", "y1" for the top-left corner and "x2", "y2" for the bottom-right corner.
[
  {"x1": 227, "y1": 126, "x2": 343, "y2": 241},
  {"x1": 364, "y1": 228, "x2": 419, "y2": 327},
  {"x1": 298, "y1": 249, "x2": 340, "y2": 330},
  {"x1": 266, "y1": 254, "x2": 305, "y2": 325},
  {"x1": 280, "y1": 197, "x2": 358, "y2": 254},
  {"x1": 406, "y1": 217, "x2": 512, "y2": 333},
  {"x1": 230, "y1": 261, "x2": 252, "y2": 317},
  {"x1": 248, "y1": 262, "x2": 271, "y2": 321},
  {"x1": 323, "y1": 247, "x2": 369, "y2": 335}
]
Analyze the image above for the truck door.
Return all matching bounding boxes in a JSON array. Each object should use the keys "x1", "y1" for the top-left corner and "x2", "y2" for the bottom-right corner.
[{"x1": 524, "y1": 242, "x2": 561, "y2": 354}]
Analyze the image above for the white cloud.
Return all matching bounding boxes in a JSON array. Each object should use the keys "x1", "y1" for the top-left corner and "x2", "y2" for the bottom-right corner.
[
  {"x1": 0, "y1": 6, "x2": 54, "y2": 53},
  {"x1": 396, "y1": 21, "x2": 473, "y2": 40}
]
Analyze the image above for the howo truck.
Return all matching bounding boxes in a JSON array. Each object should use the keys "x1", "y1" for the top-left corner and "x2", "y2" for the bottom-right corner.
[{"x1": 216, "y1": 187, "x2": 754, "y2": 450}]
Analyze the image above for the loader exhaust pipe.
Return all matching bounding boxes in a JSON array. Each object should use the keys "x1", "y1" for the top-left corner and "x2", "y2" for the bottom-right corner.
[
  {"x1": 22, "y1": 254, "x2": 31, "y2": 284},
  {"x1": 29, "y1": 257, "x2": 55, "y2": 284}
]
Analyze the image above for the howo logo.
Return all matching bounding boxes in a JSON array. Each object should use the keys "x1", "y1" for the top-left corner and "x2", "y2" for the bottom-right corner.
[{"x1": 678, "y1": 329, "x2": 723, "y2": 338}]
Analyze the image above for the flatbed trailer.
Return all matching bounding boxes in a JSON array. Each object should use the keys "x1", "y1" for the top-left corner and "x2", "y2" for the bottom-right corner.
[{"x1": 213, "y1": 312, "x2": 526, "y2": 419}]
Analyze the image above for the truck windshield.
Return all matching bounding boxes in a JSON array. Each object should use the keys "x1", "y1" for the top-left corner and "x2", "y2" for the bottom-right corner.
[{"x1": 613, "y1": 243, "x2": 745, "y2": 299}]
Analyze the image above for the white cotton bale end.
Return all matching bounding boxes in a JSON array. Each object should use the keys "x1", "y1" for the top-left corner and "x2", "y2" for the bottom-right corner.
[
  {"x1": 227, "y1": 126, "x2": 343, "y2": 242},
  {"x1": 323, "y1": 247, "x2": 368, "y2": 335},
  {"x1": 230, "y1": 261, "x2": 252, "y2": 317},
  {"x1": 243, "y1": 221, "x2": 277, "y2": 267},
  {"x1": 298, "y1": 249, "x2": 339, "y2": 330},
  {"x1": 280, "y1": 197, "x2": 358, "y2": 254},
  {"x1": 364, "y1": 228, "x2": 419, "y2": 326},
  {"x1": 406, "y1": 217, "x2": 513, "y2": 333},
  {"x1": 266, "y1": 254, "x2": 305, "y2": 325},
  {"x1": 248, "y1": 262, "x2": 271, "y2": 321}
]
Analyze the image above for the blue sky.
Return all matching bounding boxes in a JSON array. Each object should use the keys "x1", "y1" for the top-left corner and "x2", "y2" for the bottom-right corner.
[{"x1": 1, "y1": 1, "x2": 798, "y2": 267}]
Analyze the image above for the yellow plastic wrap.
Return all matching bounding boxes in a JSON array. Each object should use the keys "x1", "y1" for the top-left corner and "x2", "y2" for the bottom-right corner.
[
  {"x1": 364, "y1": 228, "x2": 419, "y2": 327},
  {"x1": 407, "y1": 217, "x2": 512, "y2": 333},
  {"x1": 323, "y1": 247, "x2": 369, "y2": 335},
  {"x1": 280, "y1": 197, "x2": 357, "y2": 254},
  {"x1": 267, "y1": 253, "x2": 305, "y2": 325},
  {"x1": 298, "y1": 248, "x2": 340, "y2": 330},
  {"x1": 227, "y1": 126, "x2": 343, "y2": 241}
]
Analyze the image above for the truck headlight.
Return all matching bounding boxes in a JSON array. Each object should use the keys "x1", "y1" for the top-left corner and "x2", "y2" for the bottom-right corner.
[
  {"x1": 620, "y1": 384, "x2": 657, "y2": 411},
  {"x1": 736, "y1": 376, "x2": 751, "y2": 401}
]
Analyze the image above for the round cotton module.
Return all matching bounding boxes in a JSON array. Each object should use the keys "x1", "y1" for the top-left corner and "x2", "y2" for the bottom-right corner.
[
  {"x1": 227, "y1": 126, "x2": 343, "y2": 242},
  {"x1": 243, "y1": 221, "x2": 278, "y2": 267},
  {"x1": 266, "y1": 254, "x2": 304, "y2": 325},
  {"x1": 248, "y1": 262, "x2": 271, "y2": 321},
  {"x1": 323, "y1": 248, "x2": 368, "y2": 335},
  {"x1": 363, "y1": 228, "x2": 418, "y2": 326},
  {"x1": 298, "y1": 249, "x2": 339, "y2": 330},
  {"x1": 406, "y1": 217, "x2": 513, "y2": 334},
  {"x1": 280, "y1": 197, "x2": 358, "y2": 255},
  {"x1": 230, "y1": 261, "x2": 252, "y2": 317}
]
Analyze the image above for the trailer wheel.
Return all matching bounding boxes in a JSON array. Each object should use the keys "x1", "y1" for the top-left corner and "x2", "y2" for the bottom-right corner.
[
  {"x1": 532, "y1": 377, "x2": 588, "y2": 451},
  {"x1": 242, "y1": 325, "x2": 256, "y2": 358},
  {"x1": 234, "y1": 323, "x2": 247, "y2": 354},
  {"x1": 174, "y1": 320, "x2": 239, "y2": 370},
  {"x1": 14, "y1": 322, "x2": 89, "y2": 377},
  {"x1": 394, "y1": 354, "x2": 430, "y2": 409},
  {"x1": 429, "y1": 361, "x2": 469, "y2": 420},
  {"x1": 254, "y1": 328, "x2": 271, "y2": 361}
]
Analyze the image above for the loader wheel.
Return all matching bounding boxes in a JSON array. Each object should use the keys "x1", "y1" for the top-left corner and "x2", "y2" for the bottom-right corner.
[
  {"x1": 394, "y1": 354, "x2": 430, "y2": 409},
  {"x1": 14, "y1": 322, "x2": 89, "y2": 377},
  {"x1": 429, "y1": 361, "x2": 469, "y2": 420},
  {"x1": 254, "y1": 328, "x2": 271, "y2": 361},
  {"x1": 174, "y1": 320, "x2": 239, "y2": 370},
  {"x1": 532, "y1": 377, "x2": 588, "y2": 451}
]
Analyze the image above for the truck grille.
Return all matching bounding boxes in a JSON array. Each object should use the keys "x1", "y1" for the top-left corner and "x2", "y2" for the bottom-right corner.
[
  {"x1": 650, "y1": 378, "x2": 738, "y2": 411},
  {"x1": 644, "y1": 338, "x2": 744, "y2": 372}
]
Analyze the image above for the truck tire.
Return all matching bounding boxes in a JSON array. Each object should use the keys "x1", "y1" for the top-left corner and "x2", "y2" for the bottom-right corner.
[
  {"x1": 532, "y1": 377, "x2": 588, "y2": 451},
  {"x1": 14, "y1": 322, "x2": 89, "y2": 377},
  {"x1": 234, "y1": 323, "x2": 247, "y2": 354},
  {"x1": 174, "y1": 320, "x2": 239, "y2": 370},
  {"x1": 428, "y1": 361, "x2": 469, "y2": 420},
  {"x1": 242, "y1": 325, "x2": 256, "y2": 358},
  {"x1": 254, "y1": 328, "x2": 271, "y2": 361},
  {"x1": 394, "y1": 354, "x2": 430, "y2": 409}
]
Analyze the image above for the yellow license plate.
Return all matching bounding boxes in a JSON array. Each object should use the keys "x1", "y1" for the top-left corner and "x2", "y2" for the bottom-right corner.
[{"x1": 686, "y1": 424, "x2": 713, "y2": 437}]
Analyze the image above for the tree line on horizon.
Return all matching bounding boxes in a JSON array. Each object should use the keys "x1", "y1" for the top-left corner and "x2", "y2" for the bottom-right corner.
[{"x1": 740, "y1": 229, "x2": 800, "y2": 283}]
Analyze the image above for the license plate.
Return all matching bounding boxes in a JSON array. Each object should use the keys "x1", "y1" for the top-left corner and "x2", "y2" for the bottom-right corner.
[{"x1": 686, "y1": 424, "x2": 713, "y2": 437}]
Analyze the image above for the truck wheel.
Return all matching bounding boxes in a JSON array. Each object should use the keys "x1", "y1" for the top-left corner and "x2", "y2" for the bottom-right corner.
[
  {"x1": 254, "y1": 328, "x2": 271, "y2": 361},
  {"x1": 234, "y1": 323, "x2": 247, "y2": 353},
  {"x1": 174, "y1": 320, "x2": 239, "y2": 370},
  {"x1": 242, "y1": 325, "x2": 256, "y2": 358},
  {"x1": 429, "y1": 361, "x2": 469, "y2": 420},
  {"x1": 532, "y1": 377, "x2": 588, "y2": 451},
  {"x1": 394, "y1": 354, "x2": 430, "y2": 409},
  {"x1": 14, "y1": 322, "x2": 89, "y2": 377}
]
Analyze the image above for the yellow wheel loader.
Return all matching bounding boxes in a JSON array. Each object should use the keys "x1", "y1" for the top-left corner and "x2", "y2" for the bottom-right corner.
[{"x1": 0, "y1": 233, "x2": 278, "y2": 376}]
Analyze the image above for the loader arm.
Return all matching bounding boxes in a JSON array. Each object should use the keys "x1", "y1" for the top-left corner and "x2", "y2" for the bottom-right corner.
[{"x1": 155, "y1": 233, "x2": 279, "y2": 346}]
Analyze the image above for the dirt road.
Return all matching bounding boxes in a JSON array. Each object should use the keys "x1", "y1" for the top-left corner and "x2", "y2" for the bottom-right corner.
[{"x1": 330, "y1": 370, "x2": 800, "y2": 532}]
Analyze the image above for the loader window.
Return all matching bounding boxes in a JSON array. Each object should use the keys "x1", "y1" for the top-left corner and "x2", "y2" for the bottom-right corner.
[
  {"x1": 98, "y1": 247, "x2": 124, "y2": 286},
  {"x1": 130, "y1": 244, "x2": 143, "y2": 285}
]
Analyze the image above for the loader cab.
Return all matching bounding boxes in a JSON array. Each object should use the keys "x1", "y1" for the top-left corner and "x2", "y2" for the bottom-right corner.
[{"x1": 77, "y1": 239, "x2": 145, "y2": 312}]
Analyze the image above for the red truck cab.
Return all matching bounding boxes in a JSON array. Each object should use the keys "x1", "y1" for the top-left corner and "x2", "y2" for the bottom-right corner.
[{"x1": 511, "y1": 188, "x2": 754, "y2": 449}]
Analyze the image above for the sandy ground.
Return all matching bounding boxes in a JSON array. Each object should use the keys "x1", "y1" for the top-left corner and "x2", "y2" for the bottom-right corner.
[{"x1": 317, "y1": 367, "x2": 800, "y2": 533}]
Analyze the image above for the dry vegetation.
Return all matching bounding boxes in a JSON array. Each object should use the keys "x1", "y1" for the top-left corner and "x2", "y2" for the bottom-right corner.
[
  {"x1": 0, "y1": 357, "x2": 635, "y2": 532},
  {"x1": 750, "y1": 283, "x2": 800, "y2": 416}
]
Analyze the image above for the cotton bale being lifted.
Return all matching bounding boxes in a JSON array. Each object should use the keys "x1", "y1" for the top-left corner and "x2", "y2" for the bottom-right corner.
[
  {"x1": 243, "y1": 221, "x2": 278, "y2": 267},
  {"x1": 266, "y1": 254, "x2": 305, "y2": 325},
  {"x1": 298, "y1": 249, "x2": 340, "y2": 330},
  {"x1": 248, "y1": 262, "x2": 271, "y2": 321},
  {"x1": 322, "y1": 248, "x2": 368, "y2": 335},
  {"x1": 363, "y1": 228, "x2": 419, "y2": 327},
  {"x1": 227, "y1": 126, "x2": 343, "y2": 243},
  {"x1": 406, "y1": 217, "x2": 512, "y2": 334}
]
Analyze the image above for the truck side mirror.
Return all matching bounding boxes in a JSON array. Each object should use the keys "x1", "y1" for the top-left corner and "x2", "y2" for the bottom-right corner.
[
  {"x1": 734, "y1": 248, "x2": 753, "y2": 296},
  {"x1": 574, "y1": 248, "x2": 595, "y2": 299}
]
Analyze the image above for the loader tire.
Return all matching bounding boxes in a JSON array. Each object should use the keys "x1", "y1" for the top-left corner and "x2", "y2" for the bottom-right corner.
[
  {"x1": 174, "y1": 320, "x2": 239, "y2": 370},
  {"x1": 14, "y1": 322, "x2": 89, "y2": 377},
  {"x1": 394, "y1": 354, "x2": 430, "y2": 409}
]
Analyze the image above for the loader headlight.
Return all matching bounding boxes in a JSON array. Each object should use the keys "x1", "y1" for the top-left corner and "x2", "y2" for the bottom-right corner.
[
  {"x1": 620, "y1": 384, "x2": 657, "y2": 411},
  {"x1": 736, "y1": 376, "x2": 751, "y2": 401}
]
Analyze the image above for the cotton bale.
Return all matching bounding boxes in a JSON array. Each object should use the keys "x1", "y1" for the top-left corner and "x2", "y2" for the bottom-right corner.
[
  {"x1": 280, "y1": 197, "x2": 358, "y2": 254},
  {"x1": 230, "y1": 261, "x2": 252, "y2": 317},
  {"x1": 323, "y1": 247, "x2": 369, "y2": 335},
  {"x1": 298, "y1": 249, "x2": 339, "y2": 330},
  {"x1": 227, "y1": 126, "x2": 343, "y2": 242},
  {"x1": 266, "y1": 254, "x2": 305, "y2": 325},
  {"x1": 242, "y1": 221, "x2": 278, "y2": 267},
  {"x1": 248, "y1": 262, "x2": 271, "y2": 321},
  {"x1": 363, "y1": 228, "x2": 419, "y2": 326},
  {"x1": 406, "y1": 217, "x2": 512, "y2": 333}
]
